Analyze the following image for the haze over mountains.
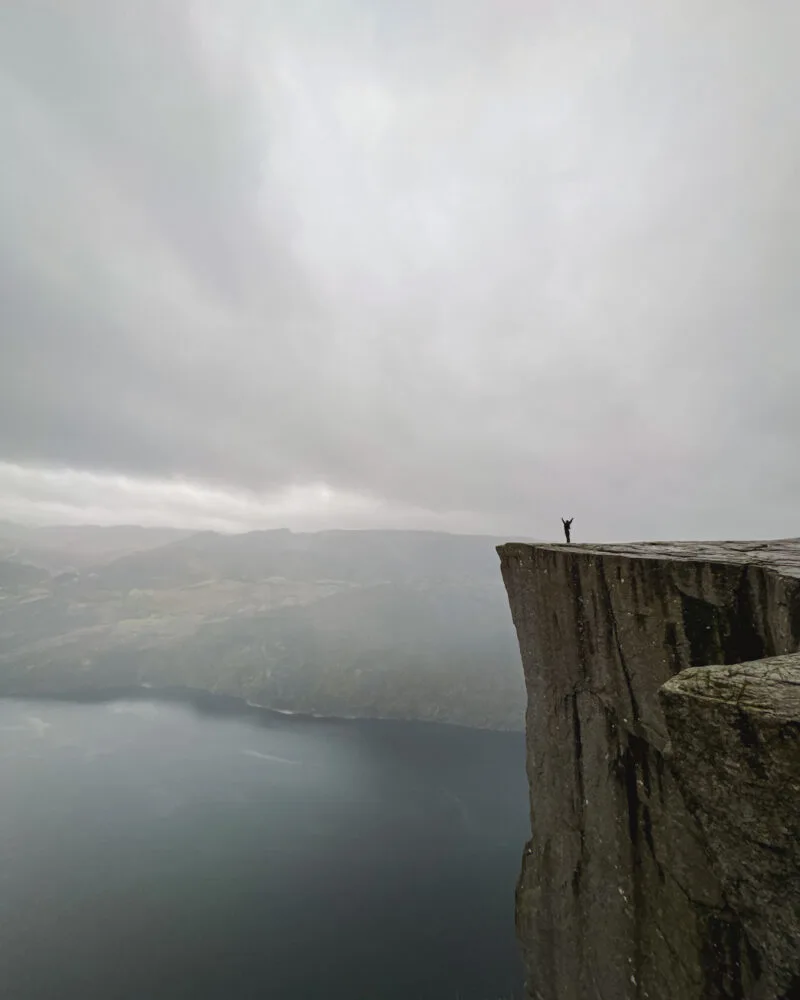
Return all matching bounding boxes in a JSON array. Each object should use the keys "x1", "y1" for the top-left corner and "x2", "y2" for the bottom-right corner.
[
  {"x1": 0, "y1": 522, "x2": 193, "y2": 571},
  {"x1": 0, "y1": 524, "x2": 526, "y2": 729}
]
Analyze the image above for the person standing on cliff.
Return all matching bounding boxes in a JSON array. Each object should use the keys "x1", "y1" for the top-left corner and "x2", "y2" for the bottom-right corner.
[{"x1": 561, "y1": 517, "x2": 573, "y2": 543}]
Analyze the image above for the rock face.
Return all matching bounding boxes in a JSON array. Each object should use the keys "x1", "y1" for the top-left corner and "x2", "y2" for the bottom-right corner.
[
  {"x1": 497, "y1": 540, "x2": 800, "y2": 1000},
  {"x1": 661, "y1": 656, "x2": 800, "y2": 1000}
]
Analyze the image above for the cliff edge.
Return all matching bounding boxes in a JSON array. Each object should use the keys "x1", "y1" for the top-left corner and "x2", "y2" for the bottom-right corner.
[{"x1": 497, "y1": 540, "x2": 800, "y2": 1000}]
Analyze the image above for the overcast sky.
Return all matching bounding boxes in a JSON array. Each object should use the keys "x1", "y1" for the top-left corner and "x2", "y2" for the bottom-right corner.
[{"x1": 1, "y1": 0, "x2": 798, "y2": 541}]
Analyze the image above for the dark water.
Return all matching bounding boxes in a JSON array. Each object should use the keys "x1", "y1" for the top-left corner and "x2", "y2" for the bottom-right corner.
[{"x1": 0, "y1": 695, "x2": 529, "y2": 1000}]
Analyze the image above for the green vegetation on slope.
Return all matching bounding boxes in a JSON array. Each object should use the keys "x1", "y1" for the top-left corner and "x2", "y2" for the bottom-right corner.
[{"x1": 0, "y1": 527, "x2": 526, "y2": 729}]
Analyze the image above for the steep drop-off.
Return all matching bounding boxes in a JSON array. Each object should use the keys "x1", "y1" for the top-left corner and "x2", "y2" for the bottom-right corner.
[{"x1": 498, "y1": 540, "x2": 800, "y2": 1000}]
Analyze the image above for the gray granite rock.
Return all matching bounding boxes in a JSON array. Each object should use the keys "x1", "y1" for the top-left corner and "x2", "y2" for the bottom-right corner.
[
  {"x1": 661, "y1": 655, "x2": 800, "y2": 1000},
  {"x1": 498, "y1": 539, "x2": 800, "y2": 1000}
]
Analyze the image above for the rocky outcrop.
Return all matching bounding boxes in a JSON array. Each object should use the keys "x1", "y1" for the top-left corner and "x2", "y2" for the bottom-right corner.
[
  {"x1": 661, "y1": 656, "x2": 800, "y2": 1000},
  {"x1": 497, "y1": 540, "x2": 800, "y2": 1000}
]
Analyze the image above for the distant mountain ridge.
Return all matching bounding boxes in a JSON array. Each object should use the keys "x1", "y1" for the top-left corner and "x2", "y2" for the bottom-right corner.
[
  {"x1": 0, "y1": 521, "x2": 193, "y2": 571},
  {"x1": 0, "y1": 525, "x2": 528, "y2": 729},
  {"x1": 90, "y1": 527, "x2": 514, "y2": 588}
]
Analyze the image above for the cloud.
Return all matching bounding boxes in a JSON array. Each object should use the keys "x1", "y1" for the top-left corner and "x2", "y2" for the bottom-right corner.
[
  {"x1": 0, "y1": 462, "x2": 492, "y2": 535},
  {"x1": 1, "y1": 0, "x2": 798, "y2": 540}
]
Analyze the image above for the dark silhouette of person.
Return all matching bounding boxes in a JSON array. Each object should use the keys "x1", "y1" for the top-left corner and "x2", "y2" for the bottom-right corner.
[{"x1": 561, "y1": 517, "x2": 574, "y2": 543}]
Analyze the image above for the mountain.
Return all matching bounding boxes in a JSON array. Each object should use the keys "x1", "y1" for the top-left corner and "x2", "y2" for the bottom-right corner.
[
  {"x1": 0, "y1": 527, "x2": 527, "y2": 729},
  {"x1": 0, "y1": 557, "x2": 49, "y2": 592},
  {"x1": 85, "y1": 528, "x2": 512, "y2": 589},
  {"x1": 0, "y1": 522, "x2": 193, "y2": 572}
]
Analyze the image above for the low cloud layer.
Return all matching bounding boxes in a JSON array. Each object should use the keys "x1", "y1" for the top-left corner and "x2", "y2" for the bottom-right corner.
[
  {"x1": 2, "y1": 1, "x2": 798, "y2": 541},
  {"x1": 0, "y1": 461, "x2": 491, "y2": 535}
]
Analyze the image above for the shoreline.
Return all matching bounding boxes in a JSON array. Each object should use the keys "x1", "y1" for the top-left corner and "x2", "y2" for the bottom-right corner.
[{"x1": 0, "y1": 682, "x2": 524, "y2": 736}]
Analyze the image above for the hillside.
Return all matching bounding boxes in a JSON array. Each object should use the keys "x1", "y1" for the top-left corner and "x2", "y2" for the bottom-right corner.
[
  {"x1": 0, "y1": 521, "x2": 193, "y2": 571},
  {"x1": 0, "y1": 527, "x2": 526, "y2": 729}
]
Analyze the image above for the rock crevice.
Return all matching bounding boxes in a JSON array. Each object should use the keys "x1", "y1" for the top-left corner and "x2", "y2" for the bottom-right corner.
[{"x1": 498, "y1": 539, "x2": 800, "y2": 1000}]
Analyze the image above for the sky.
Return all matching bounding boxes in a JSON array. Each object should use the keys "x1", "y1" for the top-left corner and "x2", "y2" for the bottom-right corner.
[{"x1": 1, "y1": 0, "x2": 798, "y2": 541}]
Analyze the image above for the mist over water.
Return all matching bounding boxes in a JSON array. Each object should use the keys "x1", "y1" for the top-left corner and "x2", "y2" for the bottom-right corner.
[{"x1": 0, "y1": 696, "x2": 529, "y2": 1000}]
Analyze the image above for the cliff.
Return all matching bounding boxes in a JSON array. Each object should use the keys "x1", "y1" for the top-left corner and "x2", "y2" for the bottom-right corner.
[{"x1": 497, "y1": 540, "x2": 800, "y2": 1000}]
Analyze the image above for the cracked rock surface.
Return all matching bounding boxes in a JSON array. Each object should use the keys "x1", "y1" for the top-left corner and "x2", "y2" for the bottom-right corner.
[
  {"x1": 661, "y1": 656, "x2": 800, "y2": 1000},
  {"x1": 498, "y1": 540, "x2": 800, "y2": 1000}
]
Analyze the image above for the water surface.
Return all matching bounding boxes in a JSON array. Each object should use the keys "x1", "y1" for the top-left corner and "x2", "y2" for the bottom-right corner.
[{"x1": 0, "y1": 696, "x2": 529, "y2": 999}]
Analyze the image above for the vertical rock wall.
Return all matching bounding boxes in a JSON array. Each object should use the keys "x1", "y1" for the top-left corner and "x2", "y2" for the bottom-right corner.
[
  {"x1": 497, "y1": 540, "x2": 800, "y2": 1000},
  {"x1": 661, "y1": 656, "x2": 800, "y2": 1000}
]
